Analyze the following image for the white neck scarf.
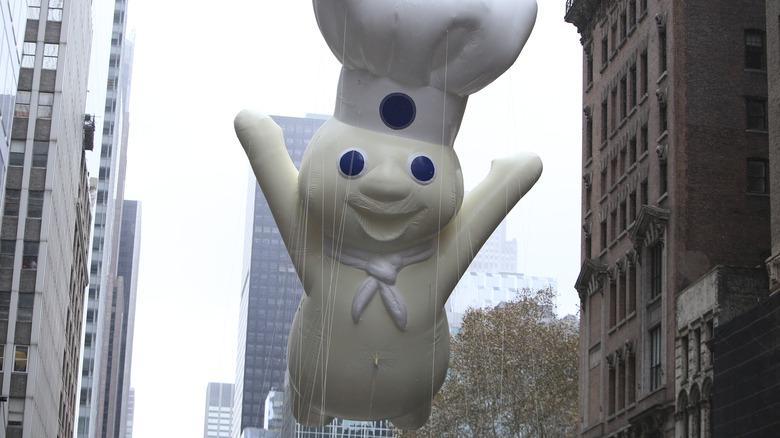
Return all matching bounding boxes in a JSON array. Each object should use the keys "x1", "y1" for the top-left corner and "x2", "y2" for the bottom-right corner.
[{"x1": 323, "y1": 237, "x2": 437, "y2": 331}]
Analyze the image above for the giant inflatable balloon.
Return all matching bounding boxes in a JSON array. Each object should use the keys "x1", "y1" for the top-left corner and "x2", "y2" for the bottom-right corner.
[{"x1": 234, "y1": 0, "x2": 541, "y2": 429}]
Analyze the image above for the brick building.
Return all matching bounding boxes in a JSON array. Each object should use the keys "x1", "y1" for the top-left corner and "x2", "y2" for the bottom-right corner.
[{"x1": 566, "y1": 1, "x2": 770, "y2": 436}]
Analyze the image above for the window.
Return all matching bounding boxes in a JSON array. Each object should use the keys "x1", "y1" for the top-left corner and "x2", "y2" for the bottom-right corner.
[
  {"x1": 17, "y1": 294, "x2": 34, "y2": 321},
  {"x1": 23, "y1": 242, "x2": 38, "y2": 269},
  {"x1": 586, "y1": 45, "x2": 594, "y2": 86},
  {"x1": 660, "y1": 158, "x2": 668, "y2": 195},
  {"x1": 0, "y1": 240, "x2": 15, "y2": 268},
  {"x1": 14, "y1": 91, "x2": 31, "y2": 117},
  {"x1": 21, "y1": 43, "x2": 36, "y2": 69},
  {"x1": 640, "y1": 51, "x2": 648, "y2": 96},
  {"x1": 745, "y1": 29, "x2": 764, "y2": 69},
  {"x1": 4, "y1": 189, "x2": 21, "y2": 217},
  {"x1": 28, "y1": 0, "x2": 41, "y2": 19},
  {"x1": 629, "y1": 63, "x2": 637, "y2": 108},
  {"x1": 27, "y1": 191, "x2": 44, "y2": 218},
  {"x1": 0, "y1": 292, "x2": 10, "y2": 320},
  {"x1": 660, "y1": 102, "x2": 668, "y2": 134},
  {"x1": 0, "y1": 344, "x2": 3, "y2": 372},
  {"x1": 601, "y1": 220, "x2": 608, "y2": 251},
  {"x1": 628, "y1": 349, "x2": 636, "y2": 403},
  {"x1": 48, "y1": 0, "x2": 63, "y2": 22},
  {"x1": 649, "y1": 326, "x2": 662, "y2": 391},
  {"x1": 629, "y1": 136, "x2": 637, "y2": 165},
  {"x1": 9, "y1": 140, "x2": 25, "y2": 166},
  {"x1": 32, "y1": 141, "x2": 49, "y2": 168},
  {"x1": 601, "y1": 33, "x2": 609, "y2": 68},
  {"x1": 629, "y1": 0, "x2": 637, "y2": 28},
  {"x1": 620, "y1": 11, "x2": 627, "y2": 41},
  {"x1": 628, "y1": 263, "x2": 637, "y2": 314},
  {"x1": 14, "y1": 346, "x2": 29, "y2": 373},
  {"x1": 37, "y1": 92, "x2": 53, "y2": 119},
  {"x1": 620, "y1": 76, "x2": 628, "y2": 120},
  {"x1": 42, "y1": 44, "x2": 59, "y2": 70},
  {"x1": 694, "y1": 327, "x2": 702, "y2": 374},
  {"x1": 659, "y1": 29, "x2": 667, "y2": 73},
  {"x1": 681, "y1": 334, "x2": 689, "y2": 381},
  {"x1": 747, "y1": 158, "x2": 769, "y2": 194},
  {"x1": 650, "y1": 244, "x2": 663, "y2": 299},
  {"x1": 608, "y1": 363, "x2": 616, "y2": 414},
  {"x1": 746, "y1": 97, "x2": 767, "y2": 130},
  {"x1": 610, "y1": 277, "x2": 617, "y2": 327},
  {"x1": 601, "y1": 99, "x2": 609, "y2": 143},
  {"x1": 586, "y1": 117, "x2": 594, "y2": 158},
  {"x1": 611, "y1": 87, "x2": 617, "y2": 132},
  {"x1": 621, "y1": 200, "x2": 628, "y2": 231},
  {"x1": 640, "y1": 124, "x2": 649, "y2": 154}
]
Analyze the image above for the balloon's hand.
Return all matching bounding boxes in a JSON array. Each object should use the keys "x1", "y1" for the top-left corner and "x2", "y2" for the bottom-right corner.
[{"x1": 234, "y1": 109, "x2": 300, "y2": 233}]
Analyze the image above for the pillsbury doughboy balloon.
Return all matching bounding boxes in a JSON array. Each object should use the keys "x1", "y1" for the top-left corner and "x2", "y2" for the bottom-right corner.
[{"x1": 234, "y1": 0, "x2": 540, "y2": 429}]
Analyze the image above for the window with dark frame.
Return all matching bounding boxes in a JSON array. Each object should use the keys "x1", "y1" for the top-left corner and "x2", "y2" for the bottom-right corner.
[
  {"x1": 620, "y1": 76, "x2": 628, "y2": 120},
  {"x1": 4, "y1": 189, "x2": 20, "y2": 217},
  {"x1": 0, "y1": 240, "x2": 15, "y2": 268},
  {"x1": 746, "y1": 97, "x2": 767, "y2": 130},
  {"x1": 650, "y1": 244, "x2": 663, "y2": 299},
  {"x1": 659, "y1": 29, "x2": 667, "y2": 73},
  {"x1": 17, "y1": 293, "x2": 34, "y2": 322},
  {"x1": 629, "y1": 63, "x2": 637, "y2": 108},
  {"x1": 745, "y1": 29, "x2": 764, "y2": 69},
  {"x1": 681, "y1": 334, "x2": 689, "y2": 381},
  {"x1": 640, "y1": 51, "x2": 648, "y2": 96},
  {"x1": 0, "y1": 292, "x2": 10, "y2": 320},
  {"x1": 602, "y1": 99, "x2": 609, "y2": 143},
  {"x1": 747, "y1": 158, "x2": 769, "y2": 194},
  {"x1": 587, "y1": 117, "x2": 594, "y2": 159},
  {"x1": 649, "y1": 326, "x2": 662, "y2": 391},
  {"x1": 587, "y1": 44, "x2": 594, "y2": 86}
]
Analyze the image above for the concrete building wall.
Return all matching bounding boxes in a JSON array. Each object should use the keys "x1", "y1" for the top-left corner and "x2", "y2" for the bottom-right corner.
[{"x1": 0, "y1": 0, "x2": 93, "y2": 436}]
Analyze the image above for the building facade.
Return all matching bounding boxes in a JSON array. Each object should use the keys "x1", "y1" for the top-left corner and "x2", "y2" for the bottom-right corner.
[
  {"x1": 673, "y1": 266, "x2": 768, "y2": 437},
  {"x1": 205, "y1": 382, "x2": 234, "y2": 438},
  {"x1": 566, "y1": 0, "x2": 770, "y2": 436},
  {"x1": 95, "y1": 198, "x2": 141, "y2": 438},
  {"x1": 1, "y1": 0, "x2": 28, "y2": 201},
  {"x1": 77, "y1": 0, "x2": 135, "y2": 435},
  {"x1": 1, "y1": 0, "x2": 94, "y2": 436},
  {"x1": 233, "y1": 114, "x2": 327, "y2": 437}
]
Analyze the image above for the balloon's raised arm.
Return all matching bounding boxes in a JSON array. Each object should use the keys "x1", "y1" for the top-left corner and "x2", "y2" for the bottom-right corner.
[
  {"x1": 438, "y1": 151, "x2": 543, "y2": 298},
  {"x1": 234, "y1": 110, "x2": 300, "y2": 239}
]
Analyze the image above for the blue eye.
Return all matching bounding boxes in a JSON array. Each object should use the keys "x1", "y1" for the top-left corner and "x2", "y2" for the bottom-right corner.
[
  {"x1": 339, "y1": 149, "x2": 366, "y2": 178},
  {"x1": 408, "y1": 154, "x2": 435, "y2": 184}
]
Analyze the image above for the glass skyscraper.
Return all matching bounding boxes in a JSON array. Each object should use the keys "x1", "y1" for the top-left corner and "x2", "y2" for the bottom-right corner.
[{"x1": 233, "y1": 114, "x2": 327, "y2": 437}]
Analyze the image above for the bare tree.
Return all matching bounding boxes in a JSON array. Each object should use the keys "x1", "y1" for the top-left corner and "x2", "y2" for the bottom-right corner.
[{"x1": 399, "y1": 287, "x2": 579, "y2": 437}]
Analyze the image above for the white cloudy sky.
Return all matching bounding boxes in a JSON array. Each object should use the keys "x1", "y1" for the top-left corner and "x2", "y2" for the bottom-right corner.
[{"x1": 83, "y1": 1, "x2": 583, "y2": 436}]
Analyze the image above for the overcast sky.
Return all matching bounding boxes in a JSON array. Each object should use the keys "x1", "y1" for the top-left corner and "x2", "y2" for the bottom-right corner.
[{"x1": 83, "y1": 1, "x2": 584, "y2": 436}]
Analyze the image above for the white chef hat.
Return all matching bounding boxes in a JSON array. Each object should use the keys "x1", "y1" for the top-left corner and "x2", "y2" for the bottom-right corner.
[{"x1": 314, "y1": 0, "x2": 537, "y2": 147}]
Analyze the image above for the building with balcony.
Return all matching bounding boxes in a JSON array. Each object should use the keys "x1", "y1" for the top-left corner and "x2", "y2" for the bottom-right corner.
[{"x1": 566, "y1": 0, "x2": 770, "y2": 436}]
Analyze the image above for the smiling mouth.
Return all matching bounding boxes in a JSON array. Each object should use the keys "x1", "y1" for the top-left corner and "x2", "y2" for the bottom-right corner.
[{"x1": 348, "y1": 202, "x2": 427, "y2": 242}]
